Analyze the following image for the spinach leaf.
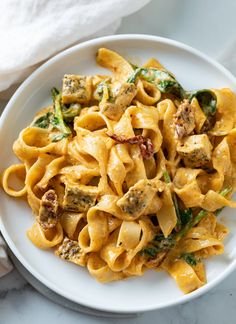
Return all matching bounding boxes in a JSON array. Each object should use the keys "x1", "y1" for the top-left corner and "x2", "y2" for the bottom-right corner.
[
  {"x1": 94, "y1": 82, "x2": 106, "y2": 101},
  {"x1": 180, "y1": 253, "x2": 199, "y2": 266},
  {"x1": 50, "y1": 115, "x2": 60, "y2": 127},
  {"x1": 152, "y1": 234, "x2": 175, "y2": 250},
  {"x1": 94, "y1": 80, "x2": 113, "y2": 102},
  {"x1": 142, "y1": 247, "x2": 159, "y2": 258},
  {"x1": 179, "y1": 209, "x2": 193, "y2": 225},
  {"x1": 127, "y1": 68, "x2": 185, "y2": 98},
  {"x1": 163, "y1": 170, "x2": 171, "y2": 183},
  {"x1": 176, "y1": 187, "x2": 231, "y2": 239},
  {"x1": 51, "y1": 87, "x2": 71, "y2": 138},
  {"x1": 33, "y1": 112, "x2": 52, "y2": 129},
  {"x1": 142, "y1": 234, "x2": 175, "y2": 259},
  {"x1": 142, "y1": 187, "x2": 230, "y2": 260},
  {"x1": 62, "y1": 103, "x2": 81, "y2": 122},
  {"x1": 33, "y1": 88, "x2": 77, "y2": 141},
  {"x1": 218, "y1": 187, "x2": 232, "y2": 197},
  {"x1": 176, "y1": 210, "x2": 207, "y2": 240},
  {"x1": 215, "y1": 187, "x2": 232, "y2": 216},
  {"x1": 127, "y1": 67, "x2": 142, "y2": 84},
  {"x1": 51, "y1": 132, "x2": 69, "y2": 142},
  {"x1": 187, "y1": 89, "x2": 217, "y2": 116},
  {"x1": 163, "y1": 170, "x2": 181, "y2": 229},
  {"x1": 157, "y1": 79, "x2": 185, "y2": 98},
  {"x1": 128, "y1": 66, "x2": 217, "y2": 118}
]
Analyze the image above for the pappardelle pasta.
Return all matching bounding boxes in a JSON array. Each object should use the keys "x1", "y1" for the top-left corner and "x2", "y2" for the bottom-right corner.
[{"x1": 2, "y1": 48, "x2": 236, "y2": 293}]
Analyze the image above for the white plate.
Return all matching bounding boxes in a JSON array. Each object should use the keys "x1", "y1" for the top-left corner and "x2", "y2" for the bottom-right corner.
[{"x1": 1, "y1": 34, "x2": 236, "y2": 313}]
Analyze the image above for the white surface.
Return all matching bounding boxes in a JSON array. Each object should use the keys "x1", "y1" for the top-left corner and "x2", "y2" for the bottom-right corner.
[
  {"x1": 1, "y1": 0, "x2": 236, "y2": 322},
  {"x1": 0, "y1": 236, "x2": 12, "y2": 277},
  {"x1": 1, "y1": 34, "x2": 236, "y2": 313},
  {"x1": 1, "y1": 268, "x2": 236, "y2": 324},
  {"x1": 118, "y1": 0, "x2": 236, "y2": 60},
  {"x1": 0, "y1": 0, "x2": 150, "y2": 91}
]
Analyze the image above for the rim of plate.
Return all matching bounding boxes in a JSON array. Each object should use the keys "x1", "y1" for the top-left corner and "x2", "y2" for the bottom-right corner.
[{"x1": 1, "y1": 34, "x2": 236, "y2": 313}]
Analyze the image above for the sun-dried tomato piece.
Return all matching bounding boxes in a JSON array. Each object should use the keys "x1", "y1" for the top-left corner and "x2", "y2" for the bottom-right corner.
[{"x1": 108, "y1": 133, "x2": 154, "y2": 159}]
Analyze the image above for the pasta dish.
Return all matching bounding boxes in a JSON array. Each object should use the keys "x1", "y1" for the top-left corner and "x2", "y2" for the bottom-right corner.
[{"x1": 2, "y1": 48, "x2": 236, "y2": 293}]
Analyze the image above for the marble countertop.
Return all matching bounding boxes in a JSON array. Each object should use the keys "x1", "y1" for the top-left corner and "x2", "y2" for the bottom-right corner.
[
  {"x1": 1, "y1": 0, "x2": 236, "y2": 323},
  {"x1": 2, "y1": 267, "x2": 236, "y2": 324}
]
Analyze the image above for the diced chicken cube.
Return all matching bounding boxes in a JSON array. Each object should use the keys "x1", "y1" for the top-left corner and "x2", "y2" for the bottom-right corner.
[
  {"x1": 177, "y1": 134, "x2": 213, "y2": 167},
  {"x1": 174, "y1": 99, "x2": 195, "y2": 139},
  {"x1": 100, "y1": 83, "x2": 137, "y2": 120},
  {"x1": 117, "y1": 179, "x2": 159, "y2": 218},
  {"x1": 143, "y1": 195, "x2": 162, "y2": 214},
  {"x1": 63, "y1": 183, "x2": 99, "y2": 212},
  {"x1": 62, "y1": 74, "x2": 92, "y2": 104},
  {"x1": 37, "y1": 189, "x2": 59, "y2": 229},
  {"x1": 56, "y1": 237, "x2": 86, "y2": 266},
  {"x1": 115, "y1": 82, "x2": 137, "y2": 108}
]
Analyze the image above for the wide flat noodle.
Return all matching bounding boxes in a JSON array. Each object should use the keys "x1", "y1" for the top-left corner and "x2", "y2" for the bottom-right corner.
[
  {"x1": 210, "y1": 88, "x2": 236, "y2": 136},
  {"x1": 27, "y1": 222, "x2": 63, "y2": 249},
  {"x1": 162, "y1": 258, "x2": 206, "y2": 293},
  {"x1": 96, "y1": 48, "x2": 133, "y2": 82},
  {"x1": 157, "y1": 99, "x2": 177, "y2": 161},
  {"x1": 2, "y1": 47, "x2": 236, "y2": 294}
]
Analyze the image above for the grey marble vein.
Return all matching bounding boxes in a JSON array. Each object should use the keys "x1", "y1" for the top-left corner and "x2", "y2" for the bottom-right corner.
[{"x1": 1, "y1": 267, "x2": 236, "y2": 324}]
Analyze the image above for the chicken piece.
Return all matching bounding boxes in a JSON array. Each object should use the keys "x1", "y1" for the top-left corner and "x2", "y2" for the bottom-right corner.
[
  {"x1": 56, "y1": 237, "x2": 86, "y2": 266},
  {"x1": 37, "y1": 189, "x2": 59, "y2": 229},
  {"x1": 62, "y1": 74, "x2": 92, "y2": 104},
  {"x1": 115, "y1": 82, "x2": 137, "y2": 108},
  {"x1": 117, "y1": 179, "x2": 160, "y2": 218},
  {"x1": 100, "y1": 83, "x2": 137, "y2": 120},
  {"x1": 63, "y1": 183, "x2": 99, "y2": 212},
  {"x1": 174, "y1": 99, "x2": 195, "y2": 139},
  {"x1": 177, "y1": 134, "x2": 213, "y2": 167},
  {"x1": 143, "y1": 195, "x2": 162, "y2": 214}
]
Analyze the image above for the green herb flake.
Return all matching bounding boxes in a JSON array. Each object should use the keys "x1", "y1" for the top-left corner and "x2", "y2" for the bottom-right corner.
[
  {"x1": 215, "y1": 187, "x2": 232, "y2": 216},
  {"x1": 51, "y1": 87, "x2": 71, "y2": 140},
  {"x1": 179, "y1": 209, "x2": 193, "y2": 225},
  {"x1": 163, "y1": 170, "x2": 171, "y2": 183},
  {"x1": 33, "y1": 112, "x2": 52, "y2": 129},
  {"x1": 51, "y1": 115, "x2": 60, "y2": 127},
  {"x1": 62, "y1": 103, "x2": 81, "y2": 122},
  {"x1": 187, "y1": 89, "x2": 217, "y2": 116},
  {"x1": 219, "y1": 187, "x2": 232, "y2": 197},
  {"x1": 152, "y1": 234, "x2": 175, "y2": 250},
  {"x1": 127, "y1": 67, "x2": 142, "y2": 83},
  {"x1": 94, "y1": 80, "x2": 113, "y2": 102},
  {"x1": 180, "y1": 253, "x2": 199, "y2": 266},
  {"x1": 162, "y1": 169, "x2": 181, "y2": 229},
  {"x1": 142, "y1": 247, "x2": 159, "y2": 258},
  {"x1": 142, "y1": 234, "x2": 176, "y2": 259},
  {"x1": 127, "y1": 67, "x2": 185, "y2": 98},
  {"x1": 51, "y1": 133, "x2": 69, "y2": 142},
  {"x1": 176, "y1": 187, "x2": 230, "y2": 239}
]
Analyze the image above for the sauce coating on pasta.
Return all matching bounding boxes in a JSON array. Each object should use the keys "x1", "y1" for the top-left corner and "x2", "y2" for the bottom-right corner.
[{"x1": 2, "y1": 48, "x2": 236, "y2": 293}]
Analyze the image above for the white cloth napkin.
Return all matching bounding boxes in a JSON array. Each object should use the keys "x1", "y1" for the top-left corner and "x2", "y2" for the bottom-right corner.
[
  {"x1": 0, "y1": 236, "x2": 13, "y2": 277},
  {"x1": 0, "y1": 0, "x2": 150, "y2": 92},
  {"x1": 0, "y1": 0, "x2": 150, "y2": 278}
]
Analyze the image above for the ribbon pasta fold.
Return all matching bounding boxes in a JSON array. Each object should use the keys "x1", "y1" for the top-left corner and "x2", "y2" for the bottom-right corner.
[{"x1": 2, "y1": 48, "x2": 236, "y2": 294}]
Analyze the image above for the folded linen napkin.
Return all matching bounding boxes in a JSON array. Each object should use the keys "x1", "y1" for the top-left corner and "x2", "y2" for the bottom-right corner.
[
  {"x1": 0, "y1": 0, "x2": 150, "y2": 92},
  {"x1": 0, "y1": 236, "x2": 13, "y2": 277},
  {"x1": 0, "y1": 0, "x2": 150, "y2": 278}
]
